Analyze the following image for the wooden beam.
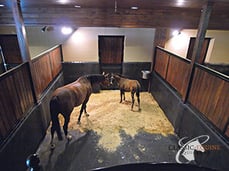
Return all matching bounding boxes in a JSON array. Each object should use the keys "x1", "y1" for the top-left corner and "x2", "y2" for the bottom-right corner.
[
  {"x1": 1, "y1": 5, "x2": 229, "y2": 29},
  {"x1": 183, "y1": 1, "x2": 214, "y2": 103},
  {"x1": 11, "y1": 0, "x2": 31, "y2": 62}
]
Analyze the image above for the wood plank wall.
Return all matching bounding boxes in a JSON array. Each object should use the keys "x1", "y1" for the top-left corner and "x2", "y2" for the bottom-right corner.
[
  {"x1": 0, "y1": 45, "x2": 62, "y2": 144},
  {"x1": 154, "y1": 46, "x2": 229, "y2": 137},
  {"x1": 154, "y1": 47, "x2": 191, "y2": 98},
  {"x1": 0, "y1": 63, "x2": 34, "y2": 140},
  {"x1": 154, "y1": 49, "x2": 169, "y2": 79},
  {"x1": 166, "y1": 54, "x2": 191, "y2": 98},
  {"x1": 31, "y1": 46, "x2": 62, "y2": 99},
  {"x1": 189, "y1": 66, "x2": 229, "y2": 132}
]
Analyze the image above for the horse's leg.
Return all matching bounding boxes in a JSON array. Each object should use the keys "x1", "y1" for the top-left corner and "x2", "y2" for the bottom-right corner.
[
  {"x1": 50, "y1": 126, "x2": 55, "y2": 149},
  {"x1": 77, "y1": 99, "x2": 89, "y2": 124},
  {"x1": 84, "y1": 104, "x2": 89, "y2": 116},
  {"x1": 131, "y1": 91, "x2": 135, "y2": 111},
  {"x1": 63, "y1": 115, "x2": 72, "y2": 141},
  {"x1": 120, "y1": 90, "x2": 123, "y2": 103},
  {"x1": 50, "y1": 110, "x2": 62, "y2": 150},
  {"x1": 77, "y1": 105, "x2": 84, "y2": 124},
  {"x1": 136, "y1": 91, "x2": 141, "y2": 111},
  {"x1": 120, "y1": 89, "x2": 125, "y2": 103},
  {"x1": 50, "y1": 122, "x2": 62, "y2": 149}
]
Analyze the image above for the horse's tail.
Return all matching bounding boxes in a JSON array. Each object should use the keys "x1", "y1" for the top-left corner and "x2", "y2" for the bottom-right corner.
[{"x1": 50, "y1": 96, "x2": 63, "y2": 141}]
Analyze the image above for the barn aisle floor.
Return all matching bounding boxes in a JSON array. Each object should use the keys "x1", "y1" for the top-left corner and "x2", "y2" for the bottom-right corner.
[{"x1": 36, "y1": 90, "x2": 179, "y2": 171}]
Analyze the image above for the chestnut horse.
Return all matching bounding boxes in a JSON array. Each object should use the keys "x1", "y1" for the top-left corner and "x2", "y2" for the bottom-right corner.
[
  {"x1": 111, "y1": 73, "x2": 141, "y2": 111},
  {"x1": 49, "y1": 73, "x2": 110, "y2": 148}
]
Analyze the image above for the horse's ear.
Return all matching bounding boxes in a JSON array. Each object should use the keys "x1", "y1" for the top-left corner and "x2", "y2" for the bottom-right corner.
[{"x1": 102, "y1": 72, "x2": 109, "y2": 77}]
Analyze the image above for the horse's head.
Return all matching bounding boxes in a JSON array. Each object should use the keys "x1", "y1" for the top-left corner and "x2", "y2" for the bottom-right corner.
[
  {"x1": 110, "y1": 73, "x2": 121, "y2": 85},
  {"x1": 100, "y1": 72, "x2": 112, "y2": 87}
]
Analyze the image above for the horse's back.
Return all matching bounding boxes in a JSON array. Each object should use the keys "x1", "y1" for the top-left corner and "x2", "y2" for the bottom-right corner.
[
  {"x1": 51, "y1": 79, "x2": 92, "y2": 113},
  {"x1": 120, "y1": 78, "x2": 141, "y2": 92}
]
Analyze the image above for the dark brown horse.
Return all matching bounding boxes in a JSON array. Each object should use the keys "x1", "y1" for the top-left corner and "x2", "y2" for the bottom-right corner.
[
  {"x1": 111, "y1": 73, "x2": 141, "y2": 111},
  {"x1": 49, "y1": 73, "x2": 110, "y2": 148}
]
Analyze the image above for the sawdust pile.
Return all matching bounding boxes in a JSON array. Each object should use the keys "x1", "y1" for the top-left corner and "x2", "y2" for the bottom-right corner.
[{"x1": 59, "y1": 90, "x2": 174, "y2": 152}]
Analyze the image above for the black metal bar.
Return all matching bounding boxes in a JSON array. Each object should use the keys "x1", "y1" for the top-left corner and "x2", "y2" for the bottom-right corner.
[
  {"x1": 0, "y1": 45, "x2": 7, "y2": 72},
  {"x1": 196, "y1": 63, "x2": 229, "y2": 82},
  {"x1": 183, "y1": 2, "x2": 213, "y2": 103}
]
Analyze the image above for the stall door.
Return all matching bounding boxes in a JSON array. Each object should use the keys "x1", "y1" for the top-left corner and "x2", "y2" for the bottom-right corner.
[{"x1": 98, "y1": 35, "x2": 124, "y2": 74}]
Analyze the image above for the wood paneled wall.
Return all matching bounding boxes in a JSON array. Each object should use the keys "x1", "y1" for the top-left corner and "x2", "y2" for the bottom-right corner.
[
  {"x1": 188, "y1": 66, "x2": 229, "y2": 132},
  {"x1": 0, "y1": 45, "x2": 62, "y2": 144},
  {"x1": 0, "y1": 63, "x2": 34, "y2": 140},
  {"x1": 166, "y1": 55, "x2": 191, "y2": 97},
  {"x1": 154, "y1": 47, "x2": 191, "y2": 98},
  {"x1": 31, "y1": 46, "x2": 62, "y2": 99},
  {"x1": 154, "y1": 46, "x2": 229, "y2": 137},
  {"x1": 154, "y1": 49, "x2": 169, "y2": 79},
  {"x1": 49, "y1": 47, "x2": 62, "y2": 78}
]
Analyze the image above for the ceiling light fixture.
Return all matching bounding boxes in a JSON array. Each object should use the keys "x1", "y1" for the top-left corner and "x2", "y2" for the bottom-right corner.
[
  {"x1": 74, "y1": 5, "x2": 81, "y2": 8},
  {"x1": 131, "y1": 6, "x2": 138, "y2": 10},
  {"x1": 177, "y1": 0, "x2": 185, "y2": 6},
  {"x1": 61, "y1": 26, "x2": 73, "y2": 35},
  {"x1": 172, "y1": 30, "x2": 181, "y2": 36},
  {"x1": 57, "y1": 0, "x2": 68, "y2": 4},
  {"x1": 0, "y1": 4, "x2": 5, "y2": 7}
]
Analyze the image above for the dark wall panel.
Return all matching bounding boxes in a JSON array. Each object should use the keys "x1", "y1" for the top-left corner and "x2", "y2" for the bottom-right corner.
[
  {"x1": 62, "y1": 62, "x2": 151, "y2": 91},
  {"x1": 62, "y1": 62, "x2": 100, "y2": 84}
]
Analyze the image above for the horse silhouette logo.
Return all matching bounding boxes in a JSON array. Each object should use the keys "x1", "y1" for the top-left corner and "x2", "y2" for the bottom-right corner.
[{"x1": 176, "y1": 135, "x2": 210, "y2": 163}]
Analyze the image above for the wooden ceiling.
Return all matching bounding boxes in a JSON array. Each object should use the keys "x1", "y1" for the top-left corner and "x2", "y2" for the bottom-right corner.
[{"x1": 0, "y1": 0, "x2": 229, "y2": 29}]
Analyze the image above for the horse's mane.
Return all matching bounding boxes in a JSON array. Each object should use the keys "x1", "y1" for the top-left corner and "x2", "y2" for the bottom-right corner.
[
  {"x1": 113, "y1": 73, "x2": 126, "y2": 78},
  {"x1": 84, "y1": 74, "x2": 105, "y2": 84},
  {"x1": 113, "y1": 73, "x2": 135, "y2": 80}
]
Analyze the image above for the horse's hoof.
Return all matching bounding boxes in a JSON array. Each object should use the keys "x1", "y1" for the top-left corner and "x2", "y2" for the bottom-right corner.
[
  {"x1": 50, "y1": 144, "x2": 55, "y2": 150},
  {"x1": 85, "y1": 113, "x2": 89, "y2": 117},
  {"x1": 77, "y1": 121, "x2": 81, "y2": 125},
  {"x1": 66, "y1": 135, "x2": 72, "y2": 141}
]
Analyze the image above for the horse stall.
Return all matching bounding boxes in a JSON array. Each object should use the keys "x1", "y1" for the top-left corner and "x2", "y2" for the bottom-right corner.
[
  {"x1": 31, "y1": 49, "x2": 229, "y2": 171},
  {"x1": 0, "y1": 44, "x2": 228, "y2": 171}
]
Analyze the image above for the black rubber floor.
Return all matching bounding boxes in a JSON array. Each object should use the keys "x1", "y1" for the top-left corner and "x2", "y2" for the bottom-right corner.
[{"x1": 36, "y1": 129, "x2": 179, "y2": 171}]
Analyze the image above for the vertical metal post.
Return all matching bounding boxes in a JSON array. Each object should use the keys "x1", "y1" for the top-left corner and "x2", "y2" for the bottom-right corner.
[
  {"x1": 11, "y1": 0, "x2": 31, "y2": 62},
  {"x1": 183, "y1": 1, "x2": 213, "y2": 103},
  {"x1": 10, "y1": 0, "x2": 37, "y2": 102},
  {"x1": 0, "y1": 45, "x2": 8, "y2": 71}
]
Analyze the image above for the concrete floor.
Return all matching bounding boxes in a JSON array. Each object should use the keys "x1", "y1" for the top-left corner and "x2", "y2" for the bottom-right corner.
[{"x1": 36, "y1": 129, "x2": 179, "y2": 171}]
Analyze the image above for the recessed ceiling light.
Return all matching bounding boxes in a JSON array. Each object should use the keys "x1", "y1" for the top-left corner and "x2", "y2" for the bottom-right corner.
[
  {"x1": 0, "y1": 4, "x2": 5, "y2": 7},
  {"x1": 177, "y1": 0, "x2": 185, "y2": 6},
  {"x1": 172, "y1": 30, "x2": 181, "y2": 36},
  {"x1": 131, "y1": 6, "x2": 138, "y2": 10},
  {"x1": 74, "y1": 5, "x2": 81, "y2": 8},
  {"x1": 61, "y1": 26, "x2": 73, "y2": 35},
  {"x1": 57, "y1": 0, "x2": 69, "y2": 4}
]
